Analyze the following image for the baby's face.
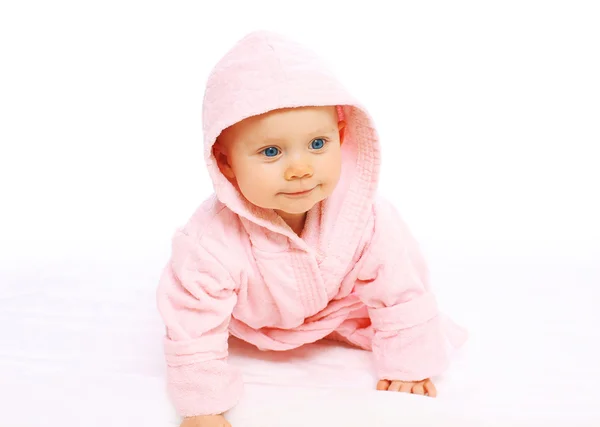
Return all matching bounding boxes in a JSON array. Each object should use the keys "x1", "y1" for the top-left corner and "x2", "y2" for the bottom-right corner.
[{"x1": 215, "y1": 106, "x2": 344, "y2": 215}]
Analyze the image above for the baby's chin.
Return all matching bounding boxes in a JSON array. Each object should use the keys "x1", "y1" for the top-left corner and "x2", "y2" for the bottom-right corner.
[
  {"x1": 242, "y1": 197, "x2": 314, "y2": 215},
  {"x1": 281, "y1": 196, "x2": 330, "y2": 213},
  {"x1": 245, "y1": 188, "x2": 330, "y2": 215},
  {"x1": 268, "y1": 198, "x2": 319, "y2": 215}
]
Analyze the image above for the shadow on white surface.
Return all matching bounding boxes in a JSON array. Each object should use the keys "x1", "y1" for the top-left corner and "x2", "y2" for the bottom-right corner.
[{"x1": 1, "y1": 240, "x2": 598, "y2": 426}]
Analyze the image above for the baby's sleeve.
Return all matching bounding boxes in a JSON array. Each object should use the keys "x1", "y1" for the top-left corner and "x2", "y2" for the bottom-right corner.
[
  {"x1": 156, "y1": 230, "x2": 243, "y2": 417},
  {"x1": 355, "y1": 197, "x2": 461, "y2": 382}
]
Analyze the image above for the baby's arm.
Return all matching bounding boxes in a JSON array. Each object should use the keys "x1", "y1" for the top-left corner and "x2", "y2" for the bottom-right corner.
[
  {"x1": 355, "y1": 196, "x2": 450, "y2": 391},
  {"x1": 157, "y1": 230, "x2": 242, "y2": 422}
]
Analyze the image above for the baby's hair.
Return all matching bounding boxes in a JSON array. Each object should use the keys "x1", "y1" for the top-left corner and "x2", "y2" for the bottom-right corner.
[{"x1": 336, "y1": 105, "x2": 345, "y2": 122}]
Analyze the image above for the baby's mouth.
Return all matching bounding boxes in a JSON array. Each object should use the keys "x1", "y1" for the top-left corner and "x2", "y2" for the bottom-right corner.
[{"x1": 281, "y1": 186, "x2": 317, "y2": 197}]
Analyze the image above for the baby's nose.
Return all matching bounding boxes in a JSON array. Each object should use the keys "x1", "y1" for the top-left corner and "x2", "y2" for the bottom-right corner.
[{"x1": 285, "y1": 162, "x2": 313, "y2": 180}]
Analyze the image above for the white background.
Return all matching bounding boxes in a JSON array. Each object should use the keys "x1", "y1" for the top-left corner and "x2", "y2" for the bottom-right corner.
[
  {"x1": 1, "y1": 1, "x2": 599, "y2": 426},
  {"x1": 2, "y1": 0, "x2": 599, "y2": 257}
]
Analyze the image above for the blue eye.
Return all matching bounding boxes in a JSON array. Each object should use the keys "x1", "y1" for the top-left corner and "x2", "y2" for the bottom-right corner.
[
  {"x1": 262, "y1": 147, "x2": 280, "y2": 157},
  {"x1": 311, "y1": 138, "x2": 325, "y2": 150}
]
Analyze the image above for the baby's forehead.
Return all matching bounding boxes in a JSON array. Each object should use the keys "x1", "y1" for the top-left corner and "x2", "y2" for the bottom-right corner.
[{"x1": 230, "y1": 105, "x2": 338, "y2": 140}]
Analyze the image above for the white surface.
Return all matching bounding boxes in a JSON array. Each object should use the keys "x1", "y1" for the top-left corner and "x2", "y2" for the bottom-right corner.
[{"x1": 1, "y1": 241, "x2": 599, "y2": 426}]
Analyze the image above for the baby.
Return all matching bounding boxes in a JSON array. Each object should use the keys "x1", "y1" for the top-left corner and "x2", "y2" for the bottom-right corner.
[{"x1": 157, "y1": 31, "x2": 466, "y2": 427}]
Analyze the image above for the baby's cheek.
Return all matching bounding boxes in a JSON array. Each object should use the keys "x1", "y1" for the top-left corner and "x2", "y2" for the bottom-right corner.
[
  {"x1": 240, "y1": 171, "x2": 279, "y2": 205},
  {"x1": 326, "y1": 152, "x2": 342, "y2": 181}
]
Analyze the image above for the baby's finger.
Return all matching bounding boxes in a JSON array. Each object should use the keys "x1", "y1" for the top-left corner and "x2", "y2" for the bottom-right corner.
[
  {"x1": 412, "y1": 383, "x2": 425, "y2": 395},
  {"x1": 388, "y1": 381, "x2": 403, "y2": 392},
  {"x1": 399, "y1": 382, "x2": 413, "y2": 393},
  {"x1": 424, "y1": 381, "x2": 437, "y2": 398},
  {"x1": 377, "y1": 380, "x2": 391, "y2": 390}
]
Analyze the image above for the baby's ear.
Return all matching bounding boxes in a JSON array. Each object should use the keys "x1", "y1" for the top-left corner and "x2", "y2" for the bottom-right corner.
[
  {"x1": 213, "y1": 141, "x2": 235, "y2": 179},
  {"x1": 338, "y1": 120, "x2": 346, "y2": 145}
]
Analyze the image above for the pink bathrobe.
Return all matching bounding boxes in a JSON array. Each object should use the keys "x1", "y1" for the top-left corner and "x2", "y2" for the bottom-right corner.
[{"x1": 157, "y1": 30, "x2": 466, "y2": 417}]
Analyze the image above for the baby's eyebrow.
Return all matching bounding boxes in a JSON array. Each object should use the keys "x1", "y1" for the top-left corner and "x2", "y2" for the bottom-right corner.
[
  {"x1": 309, "y1": 127, "x2": 338, "y2": 135},
  {"x1": 258, "y1": 137, "x2": 286, "y2": 145},
  {"x1": 257, "y1": 127, "x2": 338, "y2": 146}
]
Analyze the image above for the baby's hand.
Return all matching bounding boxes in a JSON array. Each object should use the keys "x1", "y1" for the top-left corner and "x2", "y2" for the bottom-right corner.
[
  {"x1": 180, "y1": 415, "x2": 231, "y2": 427},
  {"x1": 376, "y1": 378, "x2": 437, "y2": 397}
]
